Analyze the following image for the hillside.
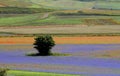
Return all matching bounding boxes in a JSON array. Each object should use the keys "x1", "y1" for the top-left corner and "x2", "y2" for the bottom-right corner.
[
  {"x1": 0, "y1": 0, "x2": 32, "y2": 8},
  {"x1": 29, "y1": 0, "x2": 94, "y2": 9},
  {"x1": 0, "y1": 0, "x2": 119, "y2": 10},
  {"x1": 0, "y1": 0, "x2": 119, "y2": 26},
  {"x1": 0, "y1": 0, "x2": 94, "y2": 9}
]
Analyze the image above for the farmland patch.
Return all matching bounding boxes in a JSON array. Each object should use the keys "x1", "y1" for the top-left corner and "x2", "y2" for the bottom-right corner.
[
  {"x1": 84, "y1": 18, "x2": 119, "y2": 25},
  {"x1": 0, "y1": 44, "x2": 120, "y2": 76},
  {"x1": 1, "y1": 36, "x2": 120, "y2": 44},
  {"x1": 1, "y1": 25, "x2": 120, "y2": 36},
  {"x1": 93, "y1": 1, "x2": 120, "y2": 10}
]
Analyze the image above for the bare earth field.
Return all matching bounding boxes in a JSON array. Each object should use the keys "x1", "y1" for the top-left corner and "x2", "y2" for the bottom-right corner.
[
  {"x1": 0, "y1": 36, "x2": 120, "y2": 44},
  {"x1": 0, "y1": 25, "x2": 120, "y2": 34}
]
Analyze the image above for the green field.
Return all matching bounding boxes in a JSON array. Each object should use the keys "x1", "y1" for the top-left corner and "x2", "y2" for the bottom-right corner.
[
  {"x1": 0, "y1": 9, "x2": 120, "y2": 26},
  {"x1": 29, "y1": 0, "x2": 95, "y2": 9},
  {"x1": 0, "y1": 13, "x2": 41, "y2": 26},
  {"x1": 0, "y1": 0, "x2": 120, "y2": 26},
  {"x1": 0, "y1": 7, "x2": 54, "y2": 14},
  {"x1": 7, "y1": 70, "x2": 79, "y2": 76},
  {"x1": 1, "y1": 0, "x2": 120, "y2": 10},
  {"x1": 93, "y1": 1, "x2": 120, "y2": 10}
]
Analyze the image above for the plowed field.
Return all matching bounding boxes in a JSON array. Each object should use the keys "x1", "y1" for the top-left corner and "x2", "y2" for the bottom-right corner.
[{"x1": 0, "y1": 36, "x2": 120, "y2": 44}]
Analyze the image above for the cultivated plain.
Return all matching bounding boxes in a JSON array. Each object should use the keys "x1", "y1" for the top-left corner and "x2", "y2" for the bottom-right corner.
[{"x1": 0, "y1": 0, "x2": 120, "y2": 76}]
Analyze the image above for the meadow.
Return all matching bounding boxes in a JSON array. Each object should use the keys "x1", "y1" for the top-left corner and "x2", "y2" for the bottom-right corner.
[
  {"x1": 93, "y1": 1, "x2": 120, "y2": 10},
  {"x1": 26, "y1": 0, "x2": 120, "y2": 10},
  {"x1": 25, "y1": 0, "x2": 95, "y2": 9},
  {"x1": 7, "y1": 70, "x2": 79, "y2": 76},
  {"x1": 0, "y1": 0, "x2": 120, "y2": 10},
  {"x1": 0, "y1": 9, "x2": 119, "y2": 26}
]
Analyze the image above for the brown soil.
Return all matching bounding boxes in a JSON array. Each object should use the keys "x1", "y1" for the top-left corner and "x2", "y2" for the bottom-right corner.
[
  {"x1": 84, "y1": 19, "x2": 119, "y2": 25},
  {"x1": 0, "y1": 36, "x2": 120, "y2": 44}
]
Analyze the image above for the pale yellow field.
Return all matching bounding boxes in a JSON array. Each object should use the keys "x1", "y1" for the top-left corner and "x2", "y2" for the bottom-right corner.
[
  {"x1": 1, "y1": 25, "x2": 120, "y2": 34},
  {"x1": 0, "y1": 36, "x2": 120, "y2": 44}
]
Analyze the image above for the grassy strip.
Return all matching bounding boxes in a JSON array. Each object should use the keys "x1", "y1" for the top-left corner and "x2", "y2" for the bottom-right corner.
[
  {"x1": 0, "y1": 7, "x2": 54, "y2": 14},
  {"x1": 26, "y1": 53, "x2": 70, "y2": 56},
  {"x1": 54, "y1": 9, "x2": 120, "y2": 16},
  {"x1": 35, "y1": 16, "x2": 119, "y2": 25},
  {"x1": 1, "y1": 33, "x2": 120, "y2": 37},
  {"x1": 0, "y1": 13, "x2": 41, "y2": 26},
  {"x1": 7, "y1": 70, "x2": 79, "y2": 76},
  {"x1": 34, "y1": 16, "x2": 83, "y2": 25}
]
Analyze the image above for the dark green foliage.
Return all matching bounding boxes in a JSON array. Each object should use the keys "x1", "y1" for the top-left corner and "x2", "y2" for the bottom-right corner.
[
  {"x1": 33, "y1": 35, "x2": 55, "y2": 56},
  {"x1": 0, "y1": 68, "x2": 8, "y2": 76},
  {"x1": 76, "y1": 0, "x2": 120, "y2": 1},
  {"x1": 76, "y1": 0, "x2": 96, "y2": 1},
  {"x1": 0, "y1": 7, "x2": 54, "y2": 14}
]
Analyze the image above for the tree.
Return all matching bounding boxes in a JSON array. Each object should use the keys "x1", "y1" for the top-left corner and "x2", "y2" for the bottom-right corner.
[
  {"x1": 33, "y1": 35, "x2": 55, "y2": 56},
  {"x1": 0, "y1": 68, "x2": 8, "y2": 76}
]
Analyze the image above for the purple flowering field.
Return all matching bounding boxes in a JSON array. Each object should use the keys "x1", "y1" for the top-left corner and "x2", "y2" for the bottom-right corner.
[{"x1": 0, "y1": 44, "x2": 120, "y2": 76}]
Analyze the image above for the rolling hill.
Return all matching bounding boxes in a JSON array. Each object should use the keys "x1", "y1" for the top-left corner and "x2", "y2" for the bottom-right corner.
[
  {"x1": 0, "y1": 0, "x2": 94, "y2": 9},
  {"x1": 0, "y1": 0, "x2": 119, "y2": 10},
  {"x1": 0, "y1": 0, "x2": 119, "y2": 26}
]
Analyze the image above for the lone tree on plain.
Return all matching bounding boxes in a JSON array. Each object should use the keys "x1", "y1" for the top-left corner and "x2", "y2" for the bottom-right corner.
[{"x1": 33, "y1": 35, "x2": 55, "y2": 56}]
